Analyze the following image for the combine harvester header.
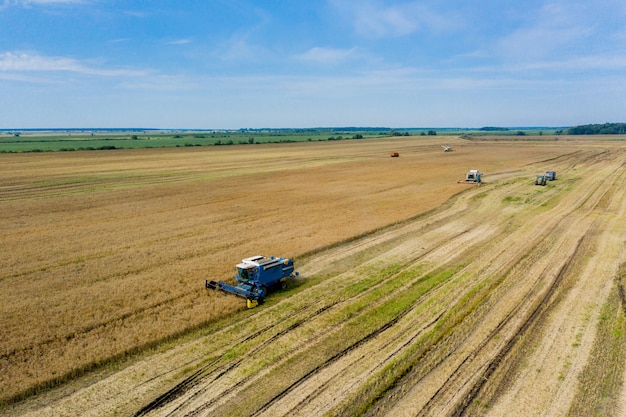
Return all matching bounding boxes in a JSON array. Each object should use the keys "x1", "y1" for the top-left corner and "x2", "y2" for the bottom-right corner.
[{"x1": 206, "y1": 255, "x2": 298, "y2": 308}]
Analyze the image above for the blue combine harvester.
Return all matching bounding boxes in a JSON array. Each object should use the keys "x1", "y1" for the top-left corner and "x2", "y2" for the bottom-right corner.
[{"x1": 206, "y1": 255, "x2": 298, "y2": 308}]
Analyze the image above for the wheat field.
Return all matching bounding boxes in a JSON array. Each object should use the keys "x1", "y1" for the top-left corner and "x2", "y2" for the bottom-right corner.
[{"x1": 0, "y1": 135, "x2": 609, "y2": 407}]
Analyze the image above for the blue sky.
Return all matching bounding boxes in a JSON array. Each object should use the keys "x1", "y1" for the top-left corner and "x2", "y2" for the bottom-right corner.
[{"x1": 0, "y1": 0, "x2": 624, "y2": 129}]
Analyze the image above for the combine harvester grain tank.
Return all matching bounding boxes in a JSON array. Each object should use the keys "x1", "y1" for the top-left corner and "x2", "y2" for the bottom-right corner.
[{"x1": 206, "y1": 255, "x2": 298, "y2": 308}]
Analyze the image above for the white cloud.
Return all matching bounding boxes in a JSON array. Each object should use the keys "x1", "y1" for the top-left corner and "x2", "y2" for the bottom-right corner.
[
  {"x1": 117, "y1": 74, "x2": 197, "y2": 91},
  {"x1": 0, "y1": 0, "x2": 85, "y2": 11},
  {"x1": 329, "y1": 0, "x2": 460, "y2": 38},
  {"x1": 17, "y1": 0, "x2": 83, "y2": 4},
  {"x1": 496, "y1": 2, "x2": 623, "y2": 62},
  {"x1": 295, "y1": 47, "x2": 357, "y2": 64},
  {"x1": 0, "y1": 0, "x2": 84, "y2": 8},
  {"x1": 210, "y1": 6, "x2": 273, "y2": 63},
  {"x1": 164, "y1": 38, "x2": 193, "y2": 46},
  {"x1": 25, "y1": 0, "x2": 81, "y2": 3},
  {"x1": 122, "y1": 10, "x2": 146, "y2": 18},
  {"x1": 0, "y1": 51, "x2": 149, "y2": 77},
  {"x1": 512, "y1": 54, "x2": 626, "y2": 73},
  {"x1": 0, "y1": 51, "x2": 83, "y2": 71}
]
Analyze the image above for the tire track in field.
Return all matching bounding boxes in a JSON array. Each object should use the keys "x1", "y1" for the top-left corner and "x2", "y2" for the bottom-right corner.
[
  {"x1": 248, "y1": 305, "x2": 425, "y2": 417},
  {"x1": 533, "y1": 150, "x2": 582, "y2": 165},
  {"x1": 619, "y1": 263, "x2": 626, "y2": 316},
  {"x1": 279, "y1": 311, "x2": 446, "y2": 417},
  {"x1": 448, "y1": 233, "x2": 589, "y2": 417},
  {"x1": 365, "y1": 213, "x2": 582, "y2": 415},
  {"x1": 450, "y1": 175, "x2": 619, "y2": 416},
  {"x1": 134, "y1": 318, "x2": 309, "y2": 417},
  {"x1": 417, "y1": 151, "x2": 624, "y2": 416},
  {"x1": 133, "y1": 301, "x2": 337, "y2": 416},
  {"x1": 480, "y1": 157, "x2": 626, "y2": 416},
  {"x1": 360, "y1": 149, "x2": 622, "y2": 416}
]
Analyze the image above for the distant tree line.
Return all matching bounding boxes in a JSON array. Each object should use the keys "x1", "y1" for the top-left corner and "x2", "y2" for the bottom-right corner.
[
  {"x1": 567, "y1": 123, "x2": 626, "y2": 135},
  {"x1": 479, "y1": 127, "x2": 509, "y2": 131}
]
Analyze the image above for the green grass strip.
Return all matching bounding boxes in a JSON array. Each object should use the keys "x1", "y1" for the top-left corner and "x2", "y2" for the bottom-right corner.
[
  {"x1": 328, "y1": 267, "x2": 504, "y2": 417},
  {"x1": 567, "y1": 277, "x2": 626, "y2": 417}
]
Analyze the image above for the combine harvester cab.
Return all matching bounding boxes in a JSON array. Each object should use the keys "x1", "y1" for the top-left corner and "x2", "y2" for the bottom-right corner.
[{"x1": 206, "y1": 255, "x2": 297, "y2": 308}]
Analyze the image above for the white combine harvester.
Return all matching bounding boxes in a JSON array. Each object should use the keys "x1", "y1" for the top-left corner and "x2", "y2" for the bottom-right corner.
[{"x1": 459, "y1": 169, "x2": 482, "y2": 185}]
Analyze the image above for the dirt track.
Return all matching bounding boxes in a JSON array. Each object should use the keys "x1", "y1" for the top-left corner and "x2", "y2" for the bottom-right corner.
[{"x1": 3, "y1": 138, "x2": 626, "y2": 416}]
